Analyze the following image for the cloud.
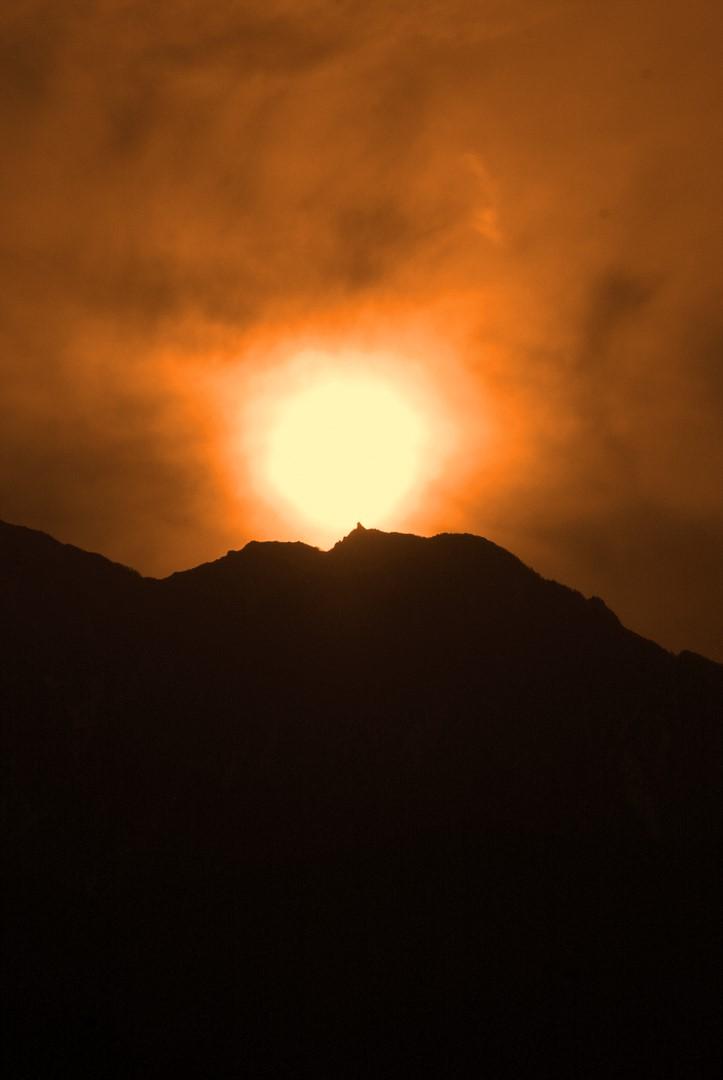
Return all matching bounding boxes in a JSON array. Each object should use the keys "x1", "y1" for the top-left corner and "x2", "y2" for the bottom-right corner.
[{"x1": 0, "y1": 0, "x2": 721, "y2": 656}]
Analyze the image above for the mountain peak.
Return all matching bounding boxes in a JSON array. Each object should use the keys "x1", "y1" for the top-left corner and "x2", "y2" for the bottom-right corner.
[
  {"x1": 332, "y1": 522, "x2": 418, "y2": 551},
  {"x1": 2, "y1": 514, "x2": 720, "y2": 1075},
  {"x1": 338, "y1": 520, "x2": 369, "y2": 542}
]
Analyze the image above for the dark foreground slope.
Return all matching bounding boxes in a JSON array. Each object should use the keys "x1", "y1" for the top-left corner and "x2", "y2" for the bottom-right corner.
[{"x1": 2, "y1": 520, "x2": 721, "y2": 1076}]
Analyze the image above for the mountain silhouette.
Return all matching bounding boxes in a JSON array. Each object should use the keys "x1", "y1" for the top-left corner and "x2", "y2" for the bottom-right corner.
[{"x1": 2, "y1": 518, "x2": 720, "y2": 1076}]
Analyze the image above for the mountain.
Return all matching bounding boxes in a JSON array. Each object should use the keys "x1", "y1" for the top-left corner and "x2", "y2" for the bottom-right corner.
[{"x1": 1, "y1": 519, "x2": 720, "y2": 1076}]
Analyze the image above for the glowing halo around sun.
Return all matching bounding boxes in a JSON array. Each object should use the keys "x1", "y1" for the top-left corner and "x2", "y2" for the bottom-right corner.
[{"x1": 264, "y1": 371, "x2": 427, "y2": 535}]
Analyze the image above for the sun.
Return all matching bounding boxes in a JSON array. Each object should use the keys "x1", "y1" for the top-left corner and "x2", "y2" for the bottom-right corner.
[{"x1": 264, "y1": 371, "x2": 426, "y2": 535}]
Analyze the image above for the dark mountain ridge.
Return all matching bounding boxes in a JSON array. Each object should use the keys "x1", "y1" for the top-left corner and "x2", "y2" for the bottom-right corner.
[{"x1": 1, "y1": 518, "x2": 720, "y2": 1076}]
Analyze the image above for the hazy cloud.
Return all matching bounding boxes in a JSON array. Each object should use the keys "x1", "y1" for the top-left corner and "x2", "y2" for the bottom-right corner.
[{"x1": 1, "y1": 0, "x2": 721, "y2": 657}]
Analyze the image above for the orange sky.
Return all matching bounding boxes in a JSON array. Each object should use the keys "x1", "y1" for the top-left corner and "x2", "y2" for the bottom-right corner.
[{"x1": 1, "y1": 0, "x2": 722, "y2": 659}]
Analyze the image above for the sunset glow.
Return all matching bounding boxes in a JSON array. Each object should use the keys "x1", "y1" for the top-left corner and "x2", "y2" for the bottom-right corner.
[
  {"x1": 3, "y1": 0, "x2": 721, "y2": 659},
  {"x1": 264, "y1": 372, "x2": 427, "y2": 534}
]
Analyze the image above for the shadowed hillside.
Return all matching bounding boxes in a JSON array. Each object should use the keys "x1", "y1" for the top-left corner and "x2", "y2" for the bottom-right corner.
[{"x1": 2, "y1": 519, "x2": 721, "y2": 1076}]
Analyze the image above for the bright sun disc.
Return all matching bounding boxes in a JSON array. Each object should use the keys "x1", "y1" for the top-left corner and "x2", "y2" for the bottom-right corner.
[{"x1": 266, "y1": 373, "x2": 426, "y2": 534}]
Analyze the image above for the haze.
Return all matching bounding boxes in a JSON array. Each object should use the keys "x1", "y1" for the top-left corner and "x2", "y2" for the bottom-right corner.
[{"x1": 1, "y1": 0, "x2": 722, "y2": 660}]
